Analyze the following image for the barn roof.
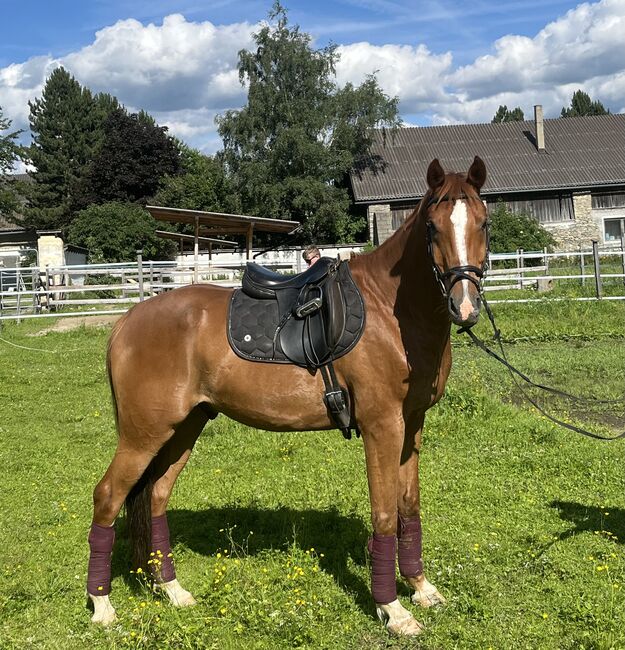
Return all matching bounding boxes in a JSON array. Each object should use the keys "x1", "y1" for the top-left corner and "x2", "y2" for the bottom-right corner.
[{"x1": 350, "y1": 113, "x2": 625, "y2": 203}]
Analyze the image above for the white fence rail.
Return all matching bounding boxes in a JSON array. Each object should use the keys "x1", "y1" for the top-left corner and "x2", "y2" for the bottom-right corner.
[{"x1": 1, "y1": 244, "x2": 625, "y2": 321}]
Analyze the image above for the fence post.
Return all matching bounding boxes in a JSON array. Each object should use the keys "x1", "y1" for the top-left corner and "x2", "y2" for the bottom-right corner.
[
  {"x1": 15, "y1": 256, "x2": 22, "y2": 324},
  {"x1": 517, "y1": 248, "x2": 523, "y2": 289},
  {"x1": 136, "y1": 250, "x2": 144, "y2": 302},
  {"x1": 579, "y1": 245, "x2": 585, "y2": 287},
  {"x1": 620, "y1": 227, "x2": 625, "y2": 288},
  {"x1": 45, "y1": 265, "x2": 51, "y2": 310},
  {"x1": 591, "y1": 240, "x2": 602, "y2": 299},
  {"x1": 543, "y1": 247, "x2": 549, "y2": 275}
]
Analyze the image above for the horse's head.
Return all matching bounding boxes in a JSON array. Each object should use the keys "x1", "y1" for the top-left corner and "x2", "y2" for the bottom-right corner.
[{"x1": 424, "y1": 156, "x2": 489, "y2": 328}]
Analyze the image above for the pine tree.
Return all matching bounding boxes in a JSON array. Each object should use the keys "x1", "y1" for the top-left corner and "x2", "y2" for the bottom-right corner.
[
  {"x1": 26, "y1": 67, "x2": 109, "y2": 231},
  {"x1": 492, "y1": 105, "x2": 524, "y2": 123},
  {"x1": 560, "y1": 90, "x2": 609, "y2": 117}
]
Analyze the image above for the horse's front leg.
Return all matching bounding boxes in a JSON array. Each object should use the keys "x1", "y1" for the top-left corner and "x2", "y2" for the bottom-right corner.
[
  {"x1": 397, "y1": 412, "x2": 446, "y2": 608},
  {"x1": 362, "y1": 416, "x2": 423, "y2": 636}
]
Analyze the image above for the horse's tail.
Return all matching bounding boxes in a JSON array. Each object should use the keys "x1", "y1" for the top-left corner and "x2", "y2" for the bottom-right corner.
[
  {"x1": 125, "y1": 464, "x2": 154, "y2": 572},
  {"x1": 107, "y1": 316, "x2": 153, "y2": 572}
]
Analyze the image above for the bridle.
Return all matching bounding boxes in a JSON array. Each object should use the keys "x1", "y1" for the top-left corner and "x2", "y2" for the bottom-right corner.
[{"x1": 425, "y1": 194, "x2": 490, "y2": 300}]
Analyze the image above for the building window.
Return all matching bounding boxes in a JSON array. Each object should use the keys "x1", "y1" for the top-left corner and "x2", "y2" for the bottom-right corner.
[
  {"x1": 489, "y1": 193, "x2": 574, "y2": 223},
  {"x1": 593, "y1": 192, "x2": 625, "y2": 209},
  {"x1": 604, "y1": 218, "x2": 624, "y2": 243}
]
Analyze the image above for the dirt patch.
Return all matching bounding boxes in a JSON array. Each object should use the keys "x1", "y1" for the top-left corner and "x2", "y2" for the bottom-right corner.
[{"x1": 29, "y1": 314, "x2": 122, "y2": 336}]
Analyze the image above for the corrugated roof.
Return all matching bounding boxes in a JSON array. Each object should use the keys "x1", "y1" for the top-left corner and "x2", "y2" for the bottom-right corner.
[{"x1": 350, "y1": 114, "x2": 625, "y2": 202}]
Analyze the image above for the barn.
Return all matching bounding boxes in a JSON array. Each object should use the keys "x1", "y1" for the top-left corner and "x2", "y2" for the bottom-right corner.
[{"x1": 350, "y1": 108, "x2": 625, "y2": 250}]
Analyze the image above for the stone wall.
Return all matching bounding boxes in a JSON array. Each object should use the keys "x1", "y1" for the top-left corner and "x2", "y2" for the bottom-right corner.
[
  {"x1": 367, "y1": 204, "x2": 393, "y2": 245},
  {"x1": 543, "y1": 192, "x2": 601, "y2": 251}
]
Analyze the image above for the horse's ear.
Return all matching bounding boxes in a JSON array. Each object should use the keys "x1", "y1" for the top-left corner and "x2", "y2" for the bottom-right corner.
[
  {"x1": 426, "y1": 159, "x2": 445, "y2": 191},
  {"x1": 467, "y1": 156, "x2": 486, "y2": 191}
]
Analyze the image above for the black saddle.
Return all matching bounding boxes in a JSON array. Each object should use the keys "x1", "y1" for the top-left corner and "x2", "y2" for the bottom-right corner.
[
  {"x1": 242, "y1": 256, "x2": 337, "y2": 299},
  {"x1": 227, "y1": 258, "x2": 366, "y2": 438}
]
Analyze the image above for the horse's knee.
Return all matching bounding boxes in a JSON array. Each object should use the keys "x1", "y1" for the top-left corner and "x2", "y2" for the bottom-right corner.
[{"x1": 371, "y1": 510, "x2": 397, "y2": 536}]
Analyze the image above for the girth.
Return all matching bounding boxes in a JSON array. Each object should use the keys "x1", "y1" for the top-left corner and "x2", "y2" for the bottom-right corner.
[{"x1": 227, "y1": 258, "x2": 366, "y2": 438}]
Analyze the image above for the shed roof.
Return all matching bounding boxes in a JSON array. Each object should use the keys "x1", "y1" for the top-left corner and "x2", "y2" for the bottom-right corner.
[
  {"x1": 146, "y1": 206, "x2": 300, "y2": 235},
  {"x1": 350, "y1": 113, "x2": 625, "y2": 203}
]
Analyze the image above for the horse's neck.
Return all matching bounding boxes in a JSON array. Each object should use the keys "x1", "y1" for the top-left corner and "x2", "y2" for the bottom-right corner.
[{"x1": 356, "y1": 210, "x2": 447, "y2": 323}]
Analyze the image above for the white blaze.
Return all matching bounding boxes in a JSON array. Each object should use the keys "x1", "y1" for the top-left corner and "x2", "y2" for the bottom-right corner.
[{"x1": 449, "y1": 200, "x2": 474, "y2": 319}]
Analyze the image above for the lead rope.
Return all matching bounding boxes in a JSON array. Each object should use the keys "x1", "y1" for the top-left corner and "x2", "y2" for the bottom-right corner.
[{"x1": 458, "y1": 295, "x2": 625, "y2": 441}]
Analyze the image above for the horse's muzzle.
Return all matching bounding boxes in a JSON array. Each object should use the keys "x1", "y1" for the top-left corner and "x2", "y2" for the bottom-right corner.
[{"x1": 448, "y1": 289, "x2": 481, "y2": 327}]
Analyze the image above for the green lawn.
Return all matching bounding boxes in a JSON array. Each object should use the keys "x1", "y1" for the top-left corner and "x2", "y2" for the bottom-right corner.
[{"x1": 0, "y1": 300, "x2": 623, "y2": 649}]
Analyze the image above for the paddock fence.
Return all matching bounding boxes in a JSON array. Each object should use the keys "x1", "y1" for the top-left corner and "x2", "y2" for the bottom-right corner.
[{"x1": 1, "y1": 243, "x2": 624, "y2": 321}]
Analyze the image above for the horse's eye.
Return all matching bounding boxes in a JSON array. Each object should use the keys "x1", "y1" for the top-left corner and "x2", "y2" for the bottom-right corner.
[
  {"x1": 481, "y1": 220, "x2": 490, "y2": 231},
  {"x1": 427, "y1": 222, "x2": 437, "y2": 234}
]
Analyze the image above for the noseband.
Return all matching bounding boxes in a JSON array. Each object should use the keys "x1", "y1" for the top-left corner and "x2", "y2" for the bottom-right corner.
[{"x1": 425, "y1": 194, "x2": 490, "y2": 300}]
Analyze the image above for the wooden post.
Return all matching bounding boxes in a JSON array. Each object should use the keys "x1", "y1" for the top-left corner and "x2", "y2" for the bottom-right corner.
[
  {"x1": 137, "y1": 250, "x2": 144, "y2": 302},
  {"x1": 246, "y1": 224, "x2": 254, "y2": 260},
  {"x1": 516, "y1": 248, "x2": 522, "y2": 289},
  {"x1": 592, "y1": 240, "x2": 602, "y2": 299},
  {"x1": 149, "y1": 261, "x2": 154, "y2": 296}
]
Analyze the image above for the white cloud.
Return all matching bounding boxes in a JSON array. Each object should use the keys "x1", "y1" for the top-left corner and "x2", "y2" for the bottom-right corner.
[
  {"x1": 0, "y1": 14, "x2": 255, "y2": 154},
  {"x1": 446, "y1": 0, "x2": 625, "y2": 119},
  {"x1": 336, "y1": 42, "x2": 453, "y2": 112},
  {"x1": 64, "y1": 14, "x2": 254, "y2": 111}
]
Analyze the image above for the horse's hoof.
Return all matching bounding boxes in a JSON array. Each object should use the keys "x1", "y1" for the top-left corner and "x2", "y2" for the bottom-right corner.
[
  {"x1": 376, "y1": 599, "x2": 424, "y2": 636},
  {"x1": 157, "y1": 578, "x2": 197, "y2": 607},
  {"x1": 409, "y1": 577, "x2": 446, "y2": 608},
  {"x1": 88, "y1": 594, "x2": 117, "y2": 625}
]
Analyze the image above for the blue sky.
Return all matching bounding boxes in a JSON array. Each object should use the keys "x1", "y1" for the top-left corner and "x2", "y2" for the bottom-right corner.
[{"x1": 1, "y1": 0, "x2": 624, "y2": 157}]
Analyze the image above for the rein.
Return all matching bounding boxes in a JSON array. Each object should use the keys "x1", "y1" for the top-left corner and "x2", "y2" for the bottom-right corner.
[
  {"x1": 425, "y1": 194, "x2": 625, "y2": 441},
  {"x1": 458, "y1": 299, "x2": 625, "y2": 441}
]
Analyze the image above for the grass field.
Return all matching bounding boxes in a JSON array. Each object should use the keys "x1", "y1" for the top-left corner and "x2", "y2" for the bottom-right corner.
[{"x1": 0, "y1": 298, "x2": 623, "y2": 649}]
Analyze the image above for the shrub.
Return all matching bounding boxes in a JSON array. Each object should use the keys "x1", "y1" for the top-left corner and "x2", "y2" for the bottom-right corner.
[
  {"x1": 68, "y1": 202, "x2": 176, "y2": 263},
  {"x1": 489, "y1": 200, "x2": 555, "y2": 253}
]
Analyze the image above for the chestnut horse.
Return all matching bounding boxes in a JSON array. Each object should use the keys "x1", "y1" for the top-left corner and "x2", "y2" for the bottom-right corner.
[{"x1": 87, "y1": 156, "x2": 489, "y2": 635}]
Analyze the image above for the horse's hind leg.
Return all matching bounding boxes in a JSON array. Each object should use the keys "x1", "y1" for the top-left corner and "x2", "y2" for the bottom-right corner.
[
  {"x1": 88, "y1": 444, "x2": 157, "y2": 625},
  {"x1": 149, "y1": 405, "x2": 212, "y2": 607},
  {"x1": 397, "y1": 412, "x2": 446, "y2": 609}
]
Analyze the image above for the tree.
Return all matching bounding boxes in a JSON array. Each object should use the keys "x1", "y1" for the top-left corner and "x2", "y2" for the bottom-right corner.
[
  {"x1": 0, "y1": 106, "x2": 22, "y2": 219},
  {"x1": 77, "y1": 107, "x2": 181, "y2": 207},
  {"x1": 25, "y1": 67, "x2": 112, "y2": 231},
  {"x1": 560, "y1": 90, "x2": 609, "y2": 117},
  {"x1": 489, "y1": 200, "x2": 555, "y2": 254},
  {"x1": 67, "y1": 202, "x2": 176, "y2": 263},
  {"x1": 492, "y1": 105, "x2": 524, "y2": 123},
  {"x1": 217, "y1": 2, "x2": 401, "y2": 243},
  {"x1": 152, "y1": 146, "x2": 237, "y2": 214}
]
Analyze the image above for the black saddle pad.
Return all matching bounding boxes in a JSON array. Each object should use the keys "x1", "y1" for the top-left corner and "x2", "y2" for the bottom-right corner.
[{"x1": 227, "y1": 262, "x2": 365, "y2": 364}]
